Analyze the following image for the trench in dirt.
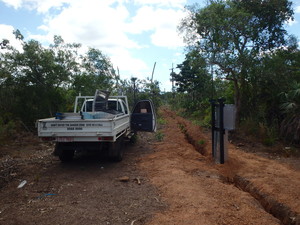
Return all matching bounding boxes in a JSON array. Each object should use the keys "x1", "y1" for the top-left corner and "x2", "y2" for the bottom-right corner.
[{"x1": 175, "y1": 114, "x2": 300, "y2": 225}]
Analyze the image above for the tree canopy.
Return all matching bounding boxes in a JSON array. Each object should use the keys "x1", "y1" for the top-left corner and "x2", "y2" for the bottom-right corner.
[
  {"x1": 179, "y1": 0, "x2": 294, "y2": 123},
  {"x1": 0, "y1": 33, "x2": 161, "y2": 137},
  {"x1": 173, "y1": 0, "x2": 300, "y2": 144}
]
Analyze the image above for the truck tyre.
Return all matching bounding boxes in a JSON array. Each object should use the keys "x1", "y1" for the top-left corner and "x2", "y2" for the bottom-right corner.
[
  {"x1": 58, "y1": 143, "x2": 75, "y2": 162},
  {"x1": 59, "y1": 149, "x2": 75, "y2": 162},
  {"x1": 109, "y1": 136, "x2": 124, "y2": 162},
  {"x1": 54, "y1": 142, "x2": 62, "y2": 156}
]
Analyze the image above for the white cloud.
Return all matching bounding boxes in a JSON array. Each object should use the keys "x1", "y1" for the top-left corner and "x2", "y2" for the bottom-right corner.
[
  {"x1": 0, "y1": 0, "x2": 189, "y2": 90},
  {"x1": 28, "y1": 33, "x2": 51, "y2": 44},
  {"x1": 134, "y1": 0, "x2": 186, "y2": 8},
  {"x1": 151, "y1": 27, "x2": 184, "y2": 48},
  {"x1": 31, "y1": 0, "x2": 68, "y2": 13},
  {"x1": 110, "y1": 49, "x2": 149, "y2": 79},
  {"x1": 37, "y1": 24, "x2": 49, "y2": 32},
  {"x1": 296, "y1": 6, "x2": 300, "y2": 13},
  {"x1": 126, "y1": 6, "x2": 185, "y2": 48},
  {"x1": 31, "y1": 0, "x2": 186, "y2": 77},
  {"x1": 1, "y1": 0, "x2": 22, "y2": 9},
  {"x1": 125, "y1": 6, "x2": 156, "y2": 34},
  {"x1": 0, "y1": 0, "x2": 133, "y2": 14},
  {"x1": 175, "y1": 52, "x2": 183, "y2": 57},
  {"x1": 0, "y1": 24, "x2": 23, "y2": 51},
  {"x1": 0, "y1": 0, "x2": 70, "y2": 13},
  {"x1": 43, "y1": 1, "x2": 139, "y2": 50}
]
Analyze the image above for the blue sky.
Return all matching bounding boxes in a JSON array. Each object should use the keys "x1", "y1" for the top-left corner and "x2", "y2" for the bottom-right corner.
[{"x1": 1, "y1": 0, "x2": 300, "y2": 92}]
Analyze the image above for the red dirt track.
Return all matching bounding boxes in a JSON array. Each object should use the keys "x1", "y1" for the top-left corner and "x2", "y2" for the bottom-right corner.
[{"x1": 0, "y1": 107, "x2": 299, "y2": 224}]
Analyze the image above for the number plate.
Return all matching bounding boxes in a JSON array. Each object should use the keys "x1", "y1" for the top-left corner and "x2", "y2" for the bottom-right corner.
[{"x1": 56, "y1": 137, "x2": 74, "y2": 142}]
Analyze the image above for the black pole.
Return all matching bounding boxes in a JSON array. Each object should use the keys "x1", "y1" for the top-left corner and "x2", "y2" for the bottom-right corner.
[
  {"x1": 131, "y1": 77, "x2": 137, "y2": 103},
  {"x1": 133, "y1": 81, "x2": 136, "y2": 103},
  {"x1": 218, "y1": 98, "x2": 225, "y2": 164},
  {"x1": 210, "y1": 99, "x2": 216, "y2": 158}
]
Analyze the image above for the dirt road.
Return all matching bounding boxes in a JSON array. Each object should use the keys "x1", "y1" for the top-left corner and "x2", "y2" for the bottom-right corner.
[
  {"x1": 0, "y1": 134, "x2": 165, "y2": 225},
  {"x1": 0, "y1": 108, "x2": 299, "y2": 225}
]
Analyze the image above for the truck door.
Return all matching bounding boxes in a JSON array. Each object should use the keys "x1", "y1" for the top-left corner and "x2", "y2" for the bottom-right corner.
[{"x1": 131, "y1": 100, "x2": 156, "y2": 132}]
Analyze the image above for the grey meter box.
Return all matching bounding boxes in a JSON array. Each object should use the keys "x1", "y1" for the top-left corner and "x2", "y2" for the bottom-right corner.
[{"x1": 224, "y1": 104, "x2": 236, "y2": 130}]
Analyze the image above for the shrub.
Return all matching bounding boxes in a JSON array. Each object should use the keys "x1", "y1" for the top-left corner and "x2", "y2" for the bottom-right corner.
[{"x1": 0, "y1": 119, "x2": 17, "y2": 145}]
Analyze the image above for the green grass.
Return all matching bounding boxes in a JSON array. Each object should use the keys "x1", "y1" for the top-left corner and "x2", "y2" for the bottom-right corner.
[
  {"x1": 155, "y1": 131, "x2": 165, "y2": 142},
  {"x1": 157, "y1": 118, "x2": 167, "y2": 125},
  {"x1": 197, "y1": 139, "x2": 206, "y2": 145}
]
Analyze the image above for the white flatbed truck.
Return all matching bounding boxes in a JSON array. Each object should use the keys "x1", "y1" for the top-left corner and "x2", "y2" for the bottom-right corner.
[{"x1": 37, "y1": 90, "x2": 156, "y2": 162}]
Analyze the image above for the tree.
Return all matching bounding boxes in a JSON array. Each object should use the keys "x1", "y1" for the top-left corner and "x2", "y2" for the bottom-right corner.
[
  {"x1": 280, "y1": 82, "x2": 300, "y2": 144},
  {"x1": 138, "y1": 78, "x2": 161, "y2": 110},
  {"x1": 0, "y1": 35, "x2": 81, "y2": 126},
  {"x1": 246, "y1": 39, "x2": 300, "y2": 122},
  {"x1": 73, "y1": 48, "x2": 115, "y2": 95},
  {"x1": 179, "y1": 0, "x2": 293, "y2": 124},
  {"x1": 11, "y1": 39, "x2": 75, "y2": 121},
  {"x1": 0, "y1": 30, "x2": 122, "y2": 138},
  {"x1": 175, "y1": 50, "x2": 210, "y2": 95},
  {"x1": 0, "y1": 39, "x2": 9, "y2": 49},
  {"x1": 173, "y1": 50, "x2": 212, "y2": 112}
]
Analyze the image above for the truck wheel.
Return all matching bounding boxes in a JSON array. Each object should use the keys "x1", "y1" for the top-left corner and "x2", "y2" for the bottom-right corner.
[
  {"x1": 109, "y1": 136, "x2": 124, "y2": 162},
  {"x1": 59, "y1": 149, "x2": 75, "y2": 162},
  {"x1": 54, "y1": 142, "x2": 62, "y2": 156}
]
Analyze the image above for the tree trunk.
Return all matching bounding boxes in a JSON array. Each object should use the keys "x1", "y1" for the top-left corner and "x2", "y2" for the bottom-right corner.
[{"x1": 233, "y1": 78, "x2": 241, "y2": 127}]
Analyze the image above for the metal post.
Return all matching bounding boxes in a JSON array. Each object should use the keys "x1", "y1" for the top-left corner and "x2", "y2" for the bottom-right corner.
[
  {"x1": 131, "y1": 77, "x2": 137, "y2": 103},
  {"x1": 218, "y1": 98, "x2": 225, "y2": 164},
  {"x1": 133, "y1": 81, "x2": 136, "y2": 103},
  {"x1": 210, "y1": 99, "x2": 216, "y2": 157},
  {"x1": 170, "y1": 64, "x2": 176, "y2": 98}
]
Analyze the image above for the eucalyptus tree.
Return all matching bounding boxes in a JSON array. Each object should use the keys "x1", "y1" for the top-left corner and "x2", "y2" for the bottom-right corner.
[
  {"x1": 173, "y1": 49, "x2": 211, "y2": 111},
  {"x1": 73, "y1": 48, "x2": 116, "y2": 95},
  {"x1": 0, "y1": 34, "x2": 81, "y2": 125},
  {"x1": 179, "y1": 0, "x2": 294, "y2": 123},
  {"x1": 13, "y1": 39, "x2": 78, "y2": 122}
]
